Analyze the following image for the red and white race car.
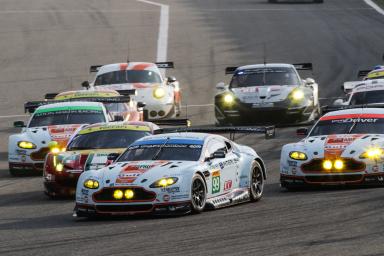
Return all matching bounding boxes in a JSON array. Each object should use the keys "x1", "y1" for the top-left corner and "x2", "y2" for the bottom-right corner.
[{"x1": 82, "y1": 62, "x2": 181, "y2": 120}]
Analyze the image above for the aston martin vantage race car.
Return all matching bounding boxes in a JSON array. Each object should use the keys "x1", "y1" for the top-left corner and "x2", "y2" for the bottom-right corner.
[
  {"x1": 45, "y1": 88, "x2": 144, "y2": 122},
  {"x1": 8, "y1": 101, "x2": 111, "y2": 176},
  {"x1": 82, "y1": 62, "x2": 181, "y2": 120},
  {"x1": 74, "y1": 126, "x2": 274, "y2": 217},
  {"x1": 215, "y1": 63, "x2": 320, "y2": 125},
  {"x1": 343, "y1": 66, "x2": 384, "y2": 93},
  {"x1": 281, "y1": 107, "x2": 384, "y2": 189},
  {"x1": 44, "y1": 121, "x2": 159, "y2": 197}
]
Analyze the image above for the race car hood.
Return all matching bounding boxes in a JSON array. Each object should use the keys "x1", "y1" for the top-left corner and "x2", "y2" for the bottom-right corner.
[
  {"x1": 289, "y1": 134, "x2": 384, "y2": 159},
  {"x1": 100, "y1": 160, "x2": 197, "y2": 187},
  {"x1": 23, "y1": 124, "x2": 82, "y2": 148},
  {"x1": 231, "y1": 85, "x2": 295, "y2": 104}
]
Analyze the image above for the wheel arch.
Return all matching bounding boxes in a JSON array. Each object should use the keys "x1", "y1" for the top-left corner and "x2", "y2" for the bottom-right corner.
[
  {"x1": 195, "y1": 171, "x2": 208, "y2": 193},
  {"x1": 254, "y1": 158, "x2": 267, "y2": 180}
]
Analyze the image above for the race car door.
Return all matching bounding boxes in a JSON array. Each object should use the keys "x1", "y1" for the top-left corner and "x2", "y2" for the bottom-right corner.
[{"x1": 205, "y1": 138, "x2": 238, "y2": 197}]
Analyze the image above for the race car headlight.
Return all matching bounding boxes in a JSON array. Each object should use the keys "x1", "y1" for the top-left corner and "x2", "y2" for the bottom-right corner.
[
  {"x1": 113, "y1": 189, "x2": 124, "y2": 200},
  {"x1": 150, "y1": 177, "x2": 178, "y2": 188},
  {"x1": 83, "y1": 179, "x2": 99, "y2": 189},
  {"x1": 291, "y1": 89, "x2": 304, "y2": 101},
  {"x1": 334, "y1": 159, "x2": 344, "y2": 170},
  {"x1": 323, "y1": 160, "x2": 333, "y2": 170},
  {"x1": 223, "y1": 93, "x2": 234, "y2": 104},
  {"x1": 56, "y1": 163, "x2": 64, "y2": 172},
  {"x1": 17, "y1": 141, "x2": 36, "y2": 149},
  {"x1": 289, "y1": 151, "x2": 307, "y2": 160},
  {"x1": 153, "y1": 87, "x2": 166, "y2": 99},
  {"x1": 360, "y1": 147, "x2": 384, "y2": 160}
]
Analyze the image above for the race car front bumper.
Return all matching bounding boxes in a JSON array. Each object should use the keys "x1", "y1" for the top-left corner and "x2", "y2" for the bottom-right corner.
[
  {"x1": 44, "y1": 174, "x2": 80, "y2": 197},
  {"x1": 280, "y1": 173, "x2": 384, "y2": 188},
  {"x1": 9, "y1": 162, "x2": 44, "y2": 174},
  {"x1": 74, "y1": 201, "x2": 191, "y2": 217}
]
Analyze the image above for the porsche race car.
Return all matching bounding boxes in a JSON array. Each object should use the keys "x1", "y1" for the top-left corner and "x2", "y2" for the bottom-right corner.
[
  {"x1": 215, "y1": 63, "x2": 320, "y2": 125},
  {"x1": 44, "y1": 121, "x2": 159, "y2": 197},
  {"x1": 281, "y1": 107, "x2": 384, "y2": 189},
  {"x1": 82, "y1": 62, "x2": 181, "y2": 120},
  {"x1": 342, "y1": 65, "x2": 384, "y2": 93},
  {"x1": 74, "y1": 126, "x2": 274, "y2": 217},
  {"x1": 8, "y1": 101, "x2": 111, "y2": 176}
]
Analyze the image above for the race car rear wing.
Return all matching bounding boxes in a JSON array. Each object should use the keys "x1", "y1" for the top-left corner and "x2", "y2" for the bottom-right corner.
[
  {"x1": 154, "y1": 126, "x2": 275, "y2": 140},
  {"x1": 44, "y1": 89, "x2": 136, "y2": 100},
  {"x1": 155, "y1": 62, "x2": 174, "y2": 68},
  {"x1": 225, "y1": 67, "x2": 238, "y2": 75},
  {"x1": 358, "y1": 70, "x2": 371, "y2": 78},
  {"x1": 44, "y1": 93, "x2": 58, "y2": 100},
  {"x1": 90, "y1": 65, "x2": 102, "y2": 73},
  {"x1": 150, "y1": 118, "x2": 191, "y2": 127},
  {"x1": 293, "y1": 63, "x2": 313, "y2": 70},
  {"x1": 115, "y1": 89, "x2": 137, "y2": 96},
  {"x1": 24, "y1": 96, "x2": 131, "y2": 113}
]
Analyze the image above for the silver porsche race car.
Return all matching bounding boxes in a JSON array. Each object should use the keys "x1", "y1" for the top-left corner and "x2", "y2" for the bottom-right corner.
[
  {"x1": 215, "y1": 63, "x2": 320, "y2": 125},
  {"x1": 74, "y1": 127, "x2": 274, "y2": 217}
]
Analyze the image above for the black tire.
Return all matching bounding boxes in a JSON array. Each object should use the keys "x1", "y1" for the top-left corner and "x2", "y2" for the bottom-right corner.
[
  {"x1": 190, "y1": 174, "x2": 207, "y2": 213},
  {"x1": 250, "y1": 162, "x2": 264, "y2": 201}
]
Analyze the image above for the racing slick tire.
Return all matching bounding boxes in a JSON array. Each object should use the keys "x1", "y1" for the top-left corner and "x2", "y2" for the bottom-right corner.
[
  {"x1": 250, "y1": 161, "x2": 264, "y2": 202},
  {"x1": 190, "y1": 174, "x2": 207, "y2": 214}
]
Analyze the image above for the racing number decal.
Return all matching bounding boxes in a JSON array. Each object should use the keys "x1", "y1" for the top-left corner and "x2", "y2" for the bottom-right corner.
[{"x1": 212, "y1": 170, "x2": 220, "y2": 194}]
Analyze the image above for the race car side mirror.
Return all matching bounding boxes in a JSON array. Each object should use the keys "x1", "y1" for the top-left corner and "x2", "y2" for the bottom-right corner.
[
  {"x1": 216, "y1": 82, "x2": 227, "y2": 90},
  {"x1": 305, "y1": 78, "x2": 315, "y2": 85},
  {"x1": 81, "y1": 81, "x2": 90, "y2": 89},
  {"x1": 296, "y1": 127, "x2": 308, "y2": 136},
  {"x1": 113, "y1": 115, "x2": 124, "y2": 122},
  {"x1": 13, "y1": 121, "x2": 26, "y2": 128},
  {"x1": 107, "y1": 153, "x2": 120, "y2": 162},
  {"x1": 212, "y1": 150, "x2": 226, "y2": 159},
  {"x1": 137, "y1": 102, "x2": 146, "y2": 108},
  {"x1": 333, "y1": 99, "x2": 345, "y2": 105},
  {"x1": 167, "y1": 76, "x2": 177, "y2": 83}
]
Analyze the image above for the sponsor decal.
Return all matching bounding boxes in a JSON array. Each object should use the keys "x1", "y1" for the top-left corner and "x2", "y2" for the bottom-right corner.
[
  {"x1": 163, "y1": 194, "x2": 170, "y2": 202},
  {"x1": 211, "y1": 158, "x2": 239, "y2": 170},
  {"x1": 21, "y1": 155, "x2": 26, "y2": 162},
  {"x1": 161, "y1": 187, "x2": 180, "y2": 193},
  {"x1": 373, "y1": 165, "x2": 379, "y2": 172},
  {"x1": 320, "y1": 114, "x2": 384, "y2": 121},
  {"x1": 171, "y1": 194, "x2": 189, "y2": 200},
  {"x1": 81, "y1": 188, "x2": 89, "y2": 195},
  {"x1": 287, "y1": 160, "x2": 297, "y2": 167},
  {"x1": 47, "y1": 124, "x2": 82, "y2": 146},
  {"x1": 78, "y1": 125, "x2": 150, "y2": 135},
  {"x1": 324, "y1": 134, "x2": 364, "y2": 158},
  {"x1": 212, "y1": 170, "x2": 221, "y2": 194},
  {"x1": 292, "y1": 167, "x2": 297, "y2": 175},
  {"x1": 224, "y1": 180, "x2": 232, "y2": 191},
  {"x1": 115, "y1": 160, "x2": 168, "y2": 184}
]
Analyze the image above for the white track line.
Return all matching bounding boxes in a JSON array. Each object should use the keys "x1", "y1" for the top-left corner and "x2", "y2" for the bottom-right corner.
[{"x1": 364, "y1": 0, "x2": 384, "y2": 15}]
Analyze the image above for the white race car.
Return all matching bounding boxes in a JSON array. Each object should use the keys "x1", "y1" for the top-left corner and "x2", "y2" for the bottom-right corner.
[
  {"x1": 215, "y1": 63, "x2": 320, "y2": 125},
  {"x1": 82, "y1": 62, "x2": 181, "y2": 120},
  {"x1": 74, "y1": 127, "x2": 274, "y2": 217},
  {"x1": 8, "y1": 101, "x2": 110, "y2": 176},
  {"x1": 280, "y1": 107, "x2": 384, "y2": 189},
  {"x1": 342, "y1": 65, "x2": 384, "y2": 94}
]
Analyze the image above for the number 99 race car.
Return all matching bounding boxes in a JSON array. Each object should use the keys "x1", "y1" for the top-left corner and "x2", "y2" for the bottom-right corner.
[
  {"x1": 215, "y1": 63, "x2": 320, "y2": 125},
  {"x1": 74, "y1": 126, "x2": 274, "y2": 217},
  {"x1": 280, "y1": 107, "x2": 384, "y2": 189},
  {"x1": 82, "y1": 62, "x2": 181, "y2": 120}
]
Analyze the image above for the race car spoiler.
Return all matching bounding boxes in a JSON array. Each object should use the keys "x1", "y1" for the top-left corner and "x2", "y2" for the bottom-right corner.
[
  {"x1": 44, "y1": 89, "x2": 136, "y2": 100},
  {"x1": 151, "y1": 118, "x2": 191, "y2": 127},
  {"x1": 24, "y1": 96, "x2": 131, "y2": 113},
  {"x1": 154, "y1": 126, "x2": 275, "y2": 140},
  {"x1": 358, "y1": 70, "x2": 371, "y2": 78},
  {"x1": 89, "y1": 62, "x2": 174, "y2": 73},
  {"x1": 321, "y1": 103, "x2": 384, "y2": 114}
]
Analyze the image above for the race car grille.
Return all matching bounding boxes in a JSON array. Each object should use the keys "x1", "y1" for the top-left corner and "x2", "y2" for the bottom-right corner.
[
  {"x1": 93, "y1": 187, "x2": 156, "y2": 202},
  {"x1": 30, "y1": 147, "x2": 50, "y2": 161},
  {"x1": 96, "y1": 204, "x2": 153, "y2": 213},
  {"x1": 305, "y1": 174, "x2": 363, "y2": 183},
  {"x1": 301, "y1": 158, "x2": 365, "y2": 173}
]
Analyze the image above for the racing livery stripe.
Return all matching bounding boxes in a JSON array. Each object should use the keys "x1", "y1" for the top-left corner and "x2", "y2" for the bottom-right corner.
[
  {"x1": 35, "y1": 106, "x2": 103, "y2": 114},
  {"x1": 320, "y1": 114, "x2": 384, "y2": 121},
  {"x1": 132, "y1": 138, "x2": 204, "y2": 146},
  {"x1": 78, "y1": 125, "x2": 151, "y2": 135}
]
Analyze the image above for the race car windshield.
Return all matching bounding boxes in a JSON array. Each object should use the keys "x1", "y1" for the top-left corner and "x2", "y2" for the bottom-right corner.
[
  {"x1": 94, "y1": 70, "x2": 162, "y2": 85},
  {"x1": 309, "y1": 117, "x2": 384, "y2": 136},
  {"x1": 103, "y1": 103, "x2": 128, "y2": 112},
  {"x1": 118, "y1": 143, "x2": 202, "y2": 161},
  {"x1": 67, "y1": 130, "x2": 151, "y2": 150},
  {"x1": 29, "y1": 110, "x2": 105, "y2": 128},
  {"x1": 350, "y1": 91, "x2": 384, "y2": 105},
  {"x1": 230, "y1": 67, "x2": 300, "y2": 88}
]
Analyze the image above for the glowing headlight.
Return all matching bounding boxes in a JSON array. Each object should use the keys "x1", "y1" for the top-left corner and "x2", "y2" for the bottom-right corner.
[
  {"x1": 153, "y1": 87, "x2": 166, "y2": 99},
  {"x1": 56, "y1": 163, "x2": 64, "y2": 172},
  {"x1": 360, "y1": 147, "x2": 384, "y2": 160},
  {"x1": 113, "y1": 189, "x2": 123, "y2": 200},
  {"x1": 124, "y1": 189, "x2": 134, "y2": 199},
  {"x1": 17, "y1": 141, "x2": 36, "y2": 149},
  {"x1": 334, "y1": 159, "x2": 344, "y2": 170},
  {"x1": 289, "y1": 151, "x2": 307, "y2": 160},
  {"x1": 150, "y1": 177, "x2": 178, "y2": 188},
  {"x1": 223, "y1": 94, "x2": 234, "y2": 104},
  {"x1": 83, "y1": 179, "x2": 99, "y2": 189},
  {"x1": 291, "y1": 89, "x2": 304, "y2": 101},
  {"x1": 51, "y1": 147, "x2": 60, "y2": 154},
  {"x1": 322, "y1": 160, "x2": 333, "y2": 170}
]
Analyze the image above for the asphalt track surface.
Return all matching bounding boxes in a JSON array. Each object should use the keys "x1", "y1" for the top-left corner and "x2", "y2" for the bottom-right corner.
[{"x1": 0, "y1": 0, "x2": 383, "y2": 255}]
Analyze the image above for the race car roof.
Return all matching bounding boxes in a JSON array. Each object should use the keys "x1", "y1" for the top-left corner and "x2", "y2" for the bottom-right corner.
[
  {"x1": 235, "y1": 63, "x2": 295, "y2": 71},
  {"x1": 321, "y1": 108, "x2": 384, "y2": 119},
  {"x1": 367, "y1": 68, "x2": 384, "y2": 79},
  {"x1": 96, "y1": 62, "x2": 160, "y2": 75},
  {"x1": 352, "y1": 79, "x2": 384, "y2": 93},
  {"x1": 34, "y1": 101, "x2": 104, "y2": 112},
  {"x1": 134, "y1": 132, "x2": 211, "y2": 144},
  {"x1": 54, "y1": 89, "x2": 119, "y2": 100}
]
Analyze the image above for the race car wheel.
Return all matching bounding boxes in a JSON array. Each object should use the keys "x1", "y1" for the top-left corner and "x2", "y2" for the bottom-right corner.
[
  {"x1": 250, "y1": 162, "x2": 264, "y2": 202},
  {"x1": 191, "y1": 174, "x2": 207, "y2": 213}
]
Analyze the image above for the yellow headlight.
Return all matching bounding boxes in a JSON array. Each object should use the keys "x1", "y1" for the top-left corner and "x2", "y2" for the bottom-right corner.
[
  {"x1": 223, "y1": 94, "x2": 234, "y2": 104},
  {"x1": 334, "y1": 159, "x2": 344, "y2": 170},
  {"x1": 159, "y1": 178, "x2": 168, "y2": 187},
  {"x1": 113, "y1": 189, "x2": 124, "y2": 200},
  {"x1": 292, "y1": 90, "x2": 304, "y2": 101},
  {"x1": 153, "y1": 87, "x2": 165, "y2": 99},
  {"x1": 51, "y1": 147, "x2": 60, "y2": 154},
  {"x1": 151, "y1": 177, "x2": 179, "y2": 188},
  {"x1": 361, "y1": 147, "x2": 384, "y2": 160},
  {"x1": 323, "y1": 160, "x2": 333, "y2": 170},
  {"x1": 56, "y1": 163, "x2": 64, "y2": 172},
  {"x1": 17, "y1": 141, "x2": 36, "y2": 149},
  {"x1": 289, "y1": 151, "x2": 307, "y2": 160},
  {"x1": 83, "y1": 179, "x2": 99, "y2": 189},
  {"x1": 124, "y1": 189, "x2": 134, "y2": 199}
]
